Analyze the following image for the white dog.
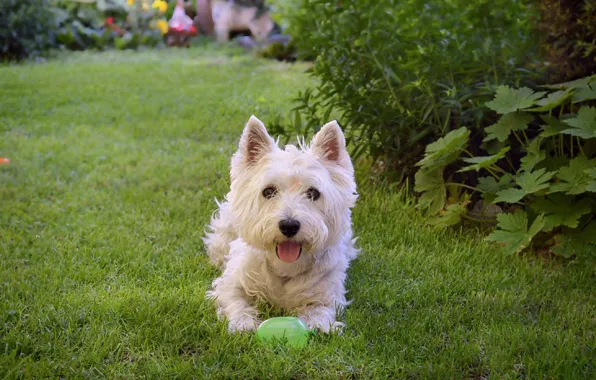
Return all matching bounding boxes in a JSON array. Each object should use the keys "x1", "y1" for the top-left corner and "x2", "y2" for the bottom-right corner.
[
  {"x1": 211, "y1": 0, "x2": 275, "y2": 43},
  {"x1": 204, "y1": 115, "x2": 359, "y2": 333}
]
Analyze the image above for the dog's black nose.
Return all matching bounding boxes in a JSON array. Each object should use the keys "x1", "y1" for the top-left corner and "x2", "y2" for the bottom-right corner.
[{"x1": 279, "y1": 219, "x2": 300, "y2": 237}]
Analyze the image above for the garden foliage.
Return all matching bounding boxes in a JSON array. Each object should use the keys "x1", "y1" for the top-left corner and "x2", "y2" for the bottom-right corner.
[
  {"x1": 52, "y1": 0, "x2": 168, "y2": 51},
  {"x1": 537, "y1": 0, "x2": 596, "y2": 83},
  {"x1": 0, "y1": 0, "x2": 172, "y2": 59},
  {"x1": 0, "y1": 0, "x2": 56, "y2": 60},
  {"x1": 414, "y1": 75, "x2": 596, "y2": 257},
  {"x1": 270, "y1": 0, "x2": 539, "y2": 181}
]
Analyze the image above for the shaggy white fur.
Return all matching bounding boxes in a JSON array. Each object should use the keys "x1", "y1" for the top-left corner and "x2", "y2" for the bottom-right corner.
[
  {"x1": 211, "y1": 1, "x2": 274, "y2": 43},
  {"x1": 203, "y1": 115, "x2": 359, "y2": 333}
]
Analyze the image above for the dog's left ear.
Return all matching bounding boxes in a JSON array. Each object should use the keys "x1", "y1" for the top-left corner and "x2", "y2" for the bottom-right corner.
[
  {"x1": 236, "y1": 115, "x2": 276, "y2": 167},
  {"x1": 311, "y1": 120, "x2": 352, "y2": 171}
]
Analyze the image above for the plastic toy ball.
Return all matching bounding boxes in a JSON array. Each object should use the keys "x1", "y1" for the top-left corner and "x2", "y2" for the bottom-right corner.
[{"x1": 256, "y1": 317, "x2": 310, "y2": 348}]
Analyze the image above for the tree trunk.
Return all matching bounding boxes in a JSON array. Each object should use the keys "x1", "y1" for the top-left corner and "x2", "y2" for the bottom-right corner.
[{"x1": 195, "y1": 0, "x2": 214, "y2": 35}]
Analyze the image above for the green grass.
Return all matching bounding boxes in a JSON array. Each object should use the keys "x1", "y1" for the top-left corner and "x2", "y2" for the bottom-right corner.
[{"x1": 1, "y1": 47, "x2": 595, "y2": 379}]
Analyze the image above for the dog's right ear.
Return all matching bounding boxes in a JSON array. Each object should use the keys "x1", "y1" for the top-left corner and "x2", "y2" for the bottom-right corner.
[
  {"x1": 311, "y1": 120, "x2": 353, "y2": 172},
  {"x1": 236, "y1": 115, "x2": 276, "y2": 167}
]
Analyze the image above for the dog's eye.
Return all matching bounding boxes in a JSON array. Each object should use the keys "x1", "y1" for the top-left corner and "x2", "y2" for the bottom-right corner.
[
  {"x1": 306, "y1": 187, "x2": 320, "y2": 201},
  {"x1": 262, "y1": 186, "x2": 277, "y2": 199}
]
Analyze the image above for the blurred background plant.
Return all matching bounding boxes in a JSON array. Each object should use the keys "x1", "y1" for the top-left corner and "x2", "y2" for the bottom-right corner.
[
  {"x1": 51, "y1": 0, "x2": 127, "y2": 51},
  {"x1": 0, "y1": 0, "x2": 172, "y2": 58},
  {"x1": 536, "y1": 0, "x2": 596, "y2": 83},
  {"x1": 0, "y1": 0, "x2": 57, "y2": 60},
  {"x1": 51, "y1": 0, "x2": 168, "y2": 50}
]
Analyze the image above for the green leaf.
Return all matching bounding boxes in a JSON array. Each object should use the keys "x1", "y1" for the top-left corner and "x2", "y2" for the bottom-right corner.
[
  {"x1": 458, "y1": 147, "x2": 509, "y2": 173},
  {"x1": 477, "y1": 175, "x2": 513, "y2": 194},
  {"x1": 416, "y1": 127, "x2": 469, "y2": 169},
  {"x1": 480, "y1": 138, "x2": 508, "y2": 155},
  {"x1": 293, "y1": 110, "x2": 302, "y2": 133},
  {"x1": 531, "y1": 195, "x2": 592, "y2": 231},
  {"x1": 484, "y1": 112, "x2": 533, "y2": 142},
  {"x1": 561, "y1": 106, "x2": 596, "y2": 139},
  {"x1": 493, "y1": 188, "x2": 527, "y2": 203},
  {"x1": 527, "y1": 90, "x2": 572, "y2": 112},
  {"x1": 485, "y1": 86, "x2": 547, "y2": 114},
  {"x1": 551, "y1": 221, "x2": 596, "y2": 257},
  {"x1": 486, "y1": 210, "x2": 545, "y2": 254},
  {"x1": 477, "y1": 175, "x2": 513, "y2": 204},
  {"x1": 572, "y1": 82, "x2": 596, "y2": 103},
  {"x1": 539, "y1": 115, "x2": 568, "y2": 138},
  {"x1": 551, "y1": 233, "x2": 593, "y2": 258},
  {"x1": 542, "y1": 75, "x2": 596, "y2": 104},
  {"x1": 549, "y1": 156, "x2": 596, "y2": 195},
  {"x1": 520, "y1": 137, "x2": 545, "y2": 172},
  {"x1": 541, "y1": 75, "x2": 596, "y2": 90},
  {"x1": 516, "y1": 168, "x2": 556, "y2": 193},
  {"x1": 494, "y1": 168, "x2": 556, "y2": 203},
  {"x1": 586, "y1": 168, "x2": 596, "y2": 192},
  {"x1": 414, "y1": 168, "x2": 446, "y2": 215},
  {"x1": 580, "y1": 221, "x2": 596, "y2": 244},
  {"x1": 542, "y1": 156, "x2": 571, "y2": 173},
  {"x1": 427, "y1": 202, "x2": 468, "y2": 228}
]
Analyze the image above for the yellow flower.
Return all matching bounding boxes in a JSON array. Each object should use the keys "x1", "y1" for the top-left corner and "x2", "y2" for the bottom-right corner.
[
  {"x1": 152, "y1": 0, "x2": 169, "y2": 14},
  {"x1": 156, "y1": 19, "x2": 169, "y2": 35},
  {"x1": 127, "y1": 0, "x2": 134, "y2": 5},
  {"x1": 142, "y1": 0, "x2": 149, "y2": 11}
]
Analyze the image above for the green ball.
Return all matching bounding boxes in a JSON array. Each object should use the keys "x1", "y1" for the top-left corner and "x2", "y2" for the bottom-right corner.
[{"x1": 256, "y1": 317, "x2": 310, "y2": 348}]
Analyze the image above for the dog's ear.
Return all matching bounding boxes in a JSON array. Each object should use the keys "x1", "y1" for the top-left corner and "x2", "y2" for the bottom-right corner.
[
  {"x1": 237, "y1": 115, "x2": 276, "y2": 166},
  {"x1": 311, "y1": 120, "x2": 352, "y2": 170}
]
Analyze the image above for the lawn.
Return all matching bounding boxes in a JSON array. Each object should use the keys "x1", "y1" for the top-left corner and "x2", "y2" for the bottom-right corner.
[{"x1": 1, "y1": 47, "x2": 594, "y2": 379}]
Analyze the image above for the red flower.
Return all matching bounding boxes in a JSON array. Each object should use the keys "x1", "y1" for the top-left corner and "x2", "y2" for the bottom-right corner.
[{"x1": 105, "y1": 17, "x2": 114, "y2": 25}]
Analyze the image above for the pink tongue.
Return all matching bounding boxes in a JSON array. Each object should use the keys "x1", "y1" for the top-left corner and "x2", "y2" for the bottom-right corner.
[{"x1": 277, "y1": 241, "x2": 301, "y2": 263}]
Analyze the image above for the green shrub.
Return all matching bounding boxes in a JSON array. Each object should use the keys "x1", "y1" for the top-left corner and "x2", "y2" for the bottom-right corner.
[
  {"x1": 267, "y1": 0, "x2": 294, "y2": 31},
  {"x1": 414, "y1": 75, "x2": 596, "y2": 257},
  {"x1": 269, "y1": 0, "x2": 539, "y2": 181},
  {"x1": 0, "y1": 0, "x2": 56, "y2": 60},
  {"x1": 537, "y1": 0, "x2": 596, "y2": 83}
]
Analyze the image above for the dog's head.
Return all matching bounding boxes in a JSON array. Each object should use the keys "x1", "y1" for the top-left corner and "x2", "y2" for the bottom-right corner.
[{"x1": 229, "y1": 115, "x2": 357, "y2": 263}]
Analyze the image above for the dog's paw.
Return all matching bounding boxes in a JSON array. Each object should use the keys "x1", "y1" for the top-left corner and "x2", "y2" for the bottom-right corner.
[
  {"x1": 327, "y1": 321, "x2": 345, "y2": 335},
  {"x1": 303, "y1": 316, "x2": 345, "y2": 335},
  {"x1": 227, "y1": 314, "x2": 259, "y2": 333}
]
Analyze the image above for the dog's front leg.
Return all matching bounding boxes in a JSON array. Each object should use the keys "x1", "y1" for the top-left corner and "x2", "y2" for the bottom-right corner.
[
  {"x1": 298, "y1": 304, "x2": 344, "y2": 334},
  {"x1": 214, "y1": 26, "x2": 230, "y2": 43},
  {"x1": 207, "y1": 276, "x2": 260, "y2": 333},
  {"x1": 297, "y1": 270, "x2": 348, "y2": 334}
]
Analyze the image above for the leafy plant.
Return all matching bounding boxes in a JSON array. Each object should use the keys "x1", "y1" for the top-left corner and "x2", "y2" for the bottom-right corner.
[
  {"x1": 50, "y1": 0, "x2": 167, "y2": 51},
  {"x1": 414, "y1": 75, "x2": 596, "y2": 258},
  {"x1": 268, "y1": 0, "x2": 540, "y2": 182},
  {"x1": 536, "y1": 0, "x2": 596, "y2": 83},
  {"x1": 485, "y1": 210, "x2": 545, "y2": 255},
  {"x1": 0, "y1": 0, "x2": 57, "y2": 60}
]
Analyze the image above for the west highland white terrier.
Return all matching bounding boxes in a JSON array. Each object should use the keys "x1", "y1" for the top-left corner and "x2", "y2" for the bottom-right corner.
[
  {"x1": 211, "y1": 0, "x2": 275, "y2": 43},
  {"x1": 203, "y1": 115, "x2": 359, "y2": 333}
]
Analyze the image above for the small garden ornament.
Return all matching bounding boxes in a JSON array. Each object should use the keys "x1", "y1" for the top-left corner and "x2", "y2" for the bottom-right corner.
[{"x1": 167, "y1": 0, "x2": 198, "y2": 47}]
